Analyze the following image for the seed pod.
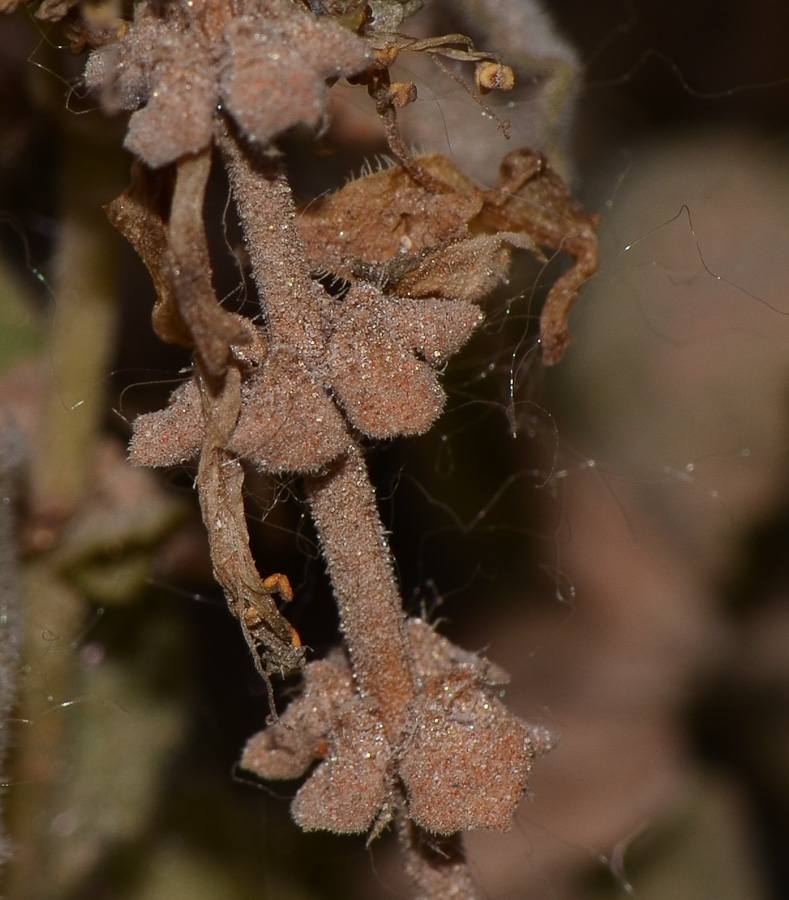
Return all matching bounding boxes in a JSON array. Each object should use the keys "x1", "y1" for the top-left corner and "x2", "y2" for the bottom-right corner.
[
  {"x1": 475, "y1": 61, "x2": 515, "y2": 94},
  {"x1": 388, "y1": 81, "x2": 418, "y2": 108}
]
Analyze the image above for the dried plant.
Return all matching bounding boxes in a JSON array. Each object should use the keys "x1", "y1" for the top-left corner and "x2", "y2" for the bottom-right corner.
[{"x1": 1, "y1": 0, "x2": 599, "y2": 896}]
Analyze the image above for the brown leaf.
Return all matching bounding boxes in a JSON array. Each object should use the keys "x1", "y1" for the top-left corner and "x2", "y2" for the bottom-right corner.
[
  {"x1": 299, "y1": 155, "x2": 482, "y2": 281},
  {"x1": 105, "y1": 165, "x2": 194, "y2": 350},
  {"x1": 406, "y1": 617, "x2": 510, "y2": 686},
  {"x1": 480, "y1": 149, "x2": 600, "y2": 365},
  {"x1": 389, "y1": 298, "x2": 484, "y2": 362},
  {"x1": 399, "y1": 680, "x2": 536, "y2": 834},
  {"x1": 33, "y1": 0, "x2": 77, "y2": 20},
  {"x1": 86, "y1": 0, "x2": 369, "y2": 167},
  {"x1": 241, "y1": 653, "x2": 356, "y2": 780},
  {"x1": 196, "y1": 365, "x2": 304, "y2": 678},
  {"x1": 395, "y1": 234, "x2": 529, "y2": 302},
  {"x1": 124, "y1": 44, "x2": 216, "y2": 168},
  {"x1": 84, "y1": 3, "x2": 172, "y2": 114},
  {"x1": 167, "y1": 150, "x2": 252, "y2": 377}
]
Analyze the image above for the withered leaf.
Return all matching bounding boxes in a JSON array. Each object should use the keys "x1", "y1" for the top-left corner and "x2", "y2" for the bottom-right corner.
[
  {"x1": 480, "y1": 149, "x2": 600, "y2": 365},
  {"x1": 241, "y1": 619, "x2": 555, "y2": 836},
  {"x1": 291, "y1": 707, "x2": 391, "y2": 833},
  {"x1": 34, "y1": 0, "x2": 78, "y2": 20},
  {"x1": 399, "y1": 684, "x2": 536, "y2": 834},
  {"x1": 300, "y1": 149, "x2": 600, "y2": 364},
  {"x1": 394, "y1": 233, "x2": 537, "y2": 302},
  {"x1": 388, "y1": 297, "x2": 484, "y2": 361},
  {"x1": 241, "y1": 653, "x2": 355, "y2": 780},
  {"x1": 125, "y1": 43, "x2": 216, "y2": 168},
  {"x1": 196, "y1": 365, "x2": 304, "y2": 679},
  {"x1": 105, "y1": 164, "x2": 191, "y2": 349},
  {"x1": 299, "y1": 155, "x2": 482, "y2": 281}
]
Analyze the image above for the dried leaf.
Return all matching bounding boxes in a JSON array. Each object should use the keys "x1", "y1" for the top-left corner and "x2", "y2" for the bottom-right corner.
[
  {"x1": 241, "y1": 653, "x2": 355, "y2": 780},
  {"x1": 84, "y1": 3, "x2": 172, "y2": 114},
  {"x1": 105, "y1": 165, "x2": 194, "y2": 350},
  {"x1": 0, "y1": 0, "x2": 29, "y2": 13},
  {"x1": 86, "y1": 0, "x2": 370, "y2": 167},
  {"x1": 196, "y1": 366, "x2": 304, "y2": 678},
  {"x1": 389, "y1": 297, "x2": 484, "y2": 362},
  {"x1": 299, "y1": 155, "x2": 482, "y2": 281},
  {"x1": 395, "y1": 234, "x2": 528, "y2": 302},
  {"x1": 167, "y1": 151, "x2": 251, "y2": 377},
  {"x1": 125, "y1": 45, "x2": 216, "y2": 168},
  {"x1": 480, "y1": 149, "x2": 600, "y2": 364},
  {"x1": 34, "y1": 0, "x2": 78, "y2": 20},
  {"x1": 399, "y1": 682, "x2": 536, "y2": 833},
  {"x1": 406, "y1": 617, "x2": 510, "y2": 686},
  {"x1": 241, "y1": 618, "x2": 554, "y2": 837},
  {"x1": 301, "y1": 148, "x2": 600, "y2": 364}
]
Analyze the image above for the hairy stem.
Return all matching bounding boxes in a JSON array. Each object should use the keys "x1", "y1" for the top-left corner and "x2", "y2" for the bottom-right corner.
[
  {"x1": 304, "y1": 442, "x2": 415, "y2": 735},
  {"x1": 216, "y1": 123, "x2": 325, "y2": 360},
  {"x1": 397, "y1": 813, "x2": 481, "y2": 900}
]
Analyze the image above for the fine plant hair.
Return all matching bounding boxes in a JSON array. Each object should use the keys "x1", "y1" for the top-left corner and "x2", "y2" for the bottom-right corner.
[{"x1": 1, "y1": 0, "x2": 599, "y2": 896}]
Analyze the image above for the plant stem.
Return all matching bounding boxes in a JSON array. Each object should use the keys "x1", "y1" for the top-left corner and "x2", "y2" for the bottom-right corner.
[
  {"x1": 304, "y1": 442, "x2": 415, "y2": 735},
  {"x1": 216, "y1": 123, "x2": 325, "y2": 360},
  {"x1": 6, "y1": 117, "x2": 124, "y2": 899},
  {"x1": 217, "y1": 115, "x2": 473, "y2": 898},
  {"x1": 217, "y1": 120, "x2": 416, "y2": 726},
  {"x1": 32, "y1": 127, "x2": 123, "y2": 523},
  {"x1": 168, "y1": 148, "x2": 249, "y2": 378},
  {"x1": 397, "y1": 814, "x2": 481, "y2": 900}
]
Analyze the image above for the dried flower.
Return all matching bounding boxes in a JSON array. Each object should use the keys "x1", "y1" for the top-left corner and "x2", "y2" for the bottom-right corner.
[
  {"x1": 130, "y1": 278, "x2": 482, "y2": 471},
  {"x1": 241, "y1": 619, "x2": 555, "y2": 835},
  {"x1": 85, "y1": 0, "x2": 371, "y2": 167},
  {"x1": 88, "y1": 1, "x2": 601, "y2": 887},
  {"x1": 300, "y1": 150, "x2": 600, "y2": 364}
]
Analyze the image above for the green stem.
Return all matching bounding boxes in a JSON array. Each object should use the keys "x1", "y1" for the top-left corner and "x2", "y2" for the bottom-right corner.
[
  {"x1": 5, "y1": 118, "x2": 124, "y2": 900},
  {"x1": 33, "y1": 130, "x2": 123, "y2": 522}
]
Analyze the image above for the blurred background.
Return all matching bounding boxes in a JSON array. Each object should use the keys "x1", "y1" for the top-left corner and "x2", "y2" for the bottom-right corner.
[{"x1": 1, "y1": 1, "x2": 789, "y2": 898}]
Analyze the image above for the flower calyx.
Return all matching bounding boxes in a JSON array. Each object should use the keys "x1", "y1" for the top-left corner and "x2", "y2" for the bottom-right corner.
[
  {"x1": 240, "y1": 618, "x2": 556, "y2": 835},
  {"x1": 129, "y1": 276, "x2": 483, "y2": 473},
  {"x1": 299, "y1": 149, "x2": 600, "y2": 364},
  {"x1": 85, "y1": 0, "x2": 372, "y2": 168}
]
